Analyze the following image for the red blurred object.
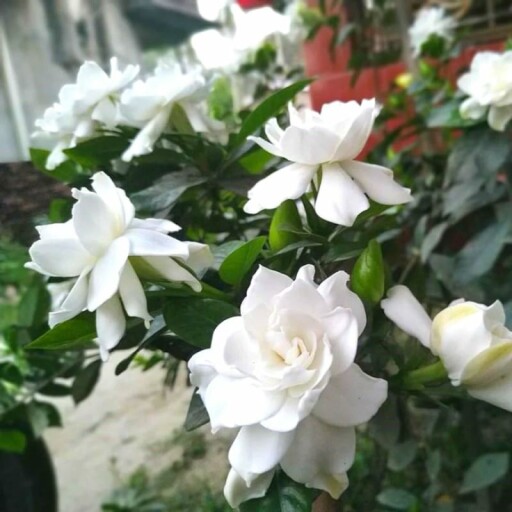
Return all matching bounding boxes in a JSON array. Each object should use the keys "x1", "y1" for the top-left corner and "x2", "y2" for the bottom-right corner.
[{"x1": 237, "y1": 0, "x2": 273, "y2": 9}]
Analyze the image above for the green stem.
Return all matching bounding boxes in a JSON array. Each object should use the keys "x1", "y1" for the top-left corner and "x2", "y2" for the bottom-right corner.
[{"x1": 402, "y1": 360, "x2": 447, "y2": 390}]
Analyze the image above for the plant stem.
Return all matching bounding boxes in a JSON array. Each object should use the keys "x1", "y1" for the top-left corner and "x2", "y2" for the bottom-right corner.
[{"x1": 402, "y1": 360, "x2": 447, "y2": 389}]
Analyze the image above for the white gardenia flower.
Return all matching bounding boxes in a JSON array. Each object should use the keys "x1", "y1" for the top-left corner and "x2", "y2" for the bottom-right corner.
[
  {"x1": 26, "y1": 172, "x2": 212, "y2": 360},
  {"x1": 458, "y1": 51, "x2": 512, "y2": 131},
  {"x1": 188, "y1": 265, "x2": 387, "y2": 507},
  {"x1": 382, "y1": 285, "x2": 512, "y2": 411},
  {"x1": 408, "y1": 7, "x2": 455, "y2": 57},
  {"x1": 33, "y1": 58, "x2": 139, "y2": 170},
  {"x1": 245, "y1": 101, "x2": 412, "y2": 226},
  {"x1": 119, "y1": 66, "x2": 208, "y2": 161}
]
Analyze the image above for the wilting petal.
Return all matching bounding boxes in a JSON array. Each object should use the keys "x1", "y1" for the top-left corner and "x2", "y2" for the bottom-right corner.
[
  {"x1": 244, "y1": 163, "x2": 316, "y2": 214},
  {"x1": 96, "y1": 294, "x2": 126, "y2": 361},
  {"x1": 343, "y1": 160, "x2": 412, "y2": 205},
  {"x1": 125, "y1": 229, "x2": 189, "y2": 257},
  {"x1": 488, "y1": 105, "x2": 512, "y2": 131},
  {"x1": 315, "y1": 163, "x2": 369, "y2": 226},
  {"x1": 28, "y1": 238, "x2": 92, "y2": 277},
  {"x1": 318, "y1": 271, "x2": 366, "y2": 335},
  {"x1": 224, "y1": 468, "x2": 275, "y2": 509},
  {"x1": 314, "y1": 364, "x2": 388, "y2": 427},
  {"x1": 87, "y1": 236, "x2": 129, "y2": 311},
  {"x1": 119, "y1": 261, "x2": 151, "y2": 322},
  {"x1": 229, "y1": 425, "x2": 294, "y2": 483},
  {"x1": 381, "y1": 285, "x2": 432, "y2": 348},
  {"x1": 241, "y1": 266, "x2": 292, "y2": 315},
  {"x1": 280, "y1": 416, "x2": 355, "y2": 498}
]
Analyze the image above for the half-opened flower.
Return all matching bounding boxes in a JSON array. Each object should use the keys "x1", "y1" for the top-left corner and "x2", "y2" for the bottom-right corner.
[
  {"x1": 120, "y1": 66, "x2": 207, "y2": 161},
  {"x1": 244, "y1": 101, "x2": 411, "y2": 226},
  {"x1": 188, "y1": 265, "x2": 387, "y2": 507},
  {"x1": 382, "y1": 285, "x2": 512, "y2": 411},
  {"x1": 458, "y1": 51, "x2": 512, "y2": 131},
  {"x1": 33, "y1": 58, "x2": 139, "y2": 169},
  {"x1": 408, "y1": 7, "x2": 455, "y2": 57},
  {"x1": 26, "y1": 172, "x2": 212, "y2": 360}
]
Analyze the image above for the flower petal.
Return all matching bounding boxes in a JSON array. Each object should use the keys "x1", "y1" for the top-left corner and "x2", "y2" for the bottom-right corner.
[
  {"x1": 247, "y1": 135, "x2": 284, "y2": 158},
  {"x1": 318, "y1": 270, "x2": 366, "y2": 335},
  {"x1": 241, "y1": 265, "x2": 292, "y2": 315},
  {"x1": 274, "y1": 276, "x2": 328, "y2": 318},
  {"x1": 141, "y1": 256, "x2": 201, "y2": 291},
  {"x1": 87, "y1": 236, "x2": 129, "y2": 311},
  {"x1": 229, "y1": 425, "x2": 294, "y2": 483},
  {"x1": 488, "y1": 105, "x2": 512, "y2": 132},
  {"x1": 184, "y1": 242, "x2": 213, "y2": 275},
  {"x1": 125, "y1": 229, "x2": 190, "y2": 257},
  {"x1": 315, "y1": 163, "x2": 369, "y2": 226},
  {"x1": 224, "y1": 468, "x2": 275, "y2": 509},
  {"x1": 130, "y1": 218, "x2": 181, "y2": 233},
  {"x1": 119, "y1": 261, "x2": 151, "y2": 322},
  {"x1": 460, "y1": 97, "x2": 486, "y2": 120},
  {"x1": 49, "y1": 270, "x2": 90, "y2": 327},
  {"x1": 96, "y1": 293, "x2": 126, "y2": 361},
  {"x1": 343, "y1": 160, "x2": 412, "y2": 205},
  {"x1": 381, "y1": 285, "x2": 432, "y2": 348},
  {"x1": 313, "y1": 363, "x2": 388, "y2": 427},
  {"x1": 244, "y1": 163, "x2": 316, "y2": 214},
  {"x1": 280, "y1": 416, "x2": 355, "y2": 498}
]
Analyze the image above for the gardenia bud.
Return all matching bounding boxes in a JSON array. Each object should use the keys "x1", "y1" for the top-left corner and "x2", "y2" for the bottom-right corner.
[
  {"x1": 189, "y1": 265, "x2": 387, "y2": 507},
  {"x1": 382, "y1": 285, "x2": 512, "y2": 411}
]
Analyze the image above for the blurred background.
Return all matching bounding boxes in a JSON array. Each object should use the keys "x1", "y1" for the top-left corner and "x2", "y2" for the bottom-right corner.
[{"x1": 1, "y1": 1, "x2": 512, "y2": 512}]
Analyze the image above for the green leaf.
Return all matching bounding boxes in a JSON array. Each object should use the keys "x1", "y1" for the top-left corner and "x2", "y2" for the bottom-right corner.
[
  {"x1": 351, "y1": 239, "x2": 385, "y2": 303},
  {"x1": 234, "y1": 79, "x2": 312, "y2": 145},
  {"x1": 388, "y1": 440, "x2": 418, "y2": 472},
  {"x1": 184, "y1": 391, "x2": 210, "y2": 431},
  {"x1": 240, "y1": 471, "x2": 318, "y2": 512},
  {"x1": 219, "y1": 237, "x2": 267, "y2": 285},
  {"x1": 269, "y1": 200, "x2": 302, "y2": 252},
  {"x1": 29, "y1": 147, "x2": 82, "y2": 182},
  {"x1": 72, "y1": 359, "x2": 102, "y2": 404},
  {"x1": 64, "y1": 136, "x2": 128, "y2": 167},
  {"x1": 26, "y1": 313, "x2": 96, "y2": 350},
  {"x1": 208, "y1": 76, "x2": 234, "y2": 121},
  {"x1": 163, "y1": 298, "x2": 239, "y2": 349},
  {"x1": 0, "y1": 430, "x2": 26, "y2": 453},
  {"x1": 376, "y1": 488, "x2": 417, "y2": 510},
  {"x1": 460, "y1": 453, "x2": 510, "y2": 494},
  {"x1": 17, "y1": 275, "x2": 50, "y2": 328}
]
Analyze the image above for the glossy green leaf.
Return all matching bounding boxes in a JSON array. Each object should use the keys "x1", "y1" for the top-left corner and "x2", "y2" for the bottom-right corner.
[
  {"x1": 29, "y1": 147, "x2": 82, "y2": 182},
  {"x1": 269, "y1": 200, "x2": 302, "y2": 252},
  {"x1": 0, "y1": 430, "x2": 26, "y2": 453},
  {"x1": 64, "y1": 136, "x2": 128, "y2": 167},
  {"x1": 240, "y1": 471, "x2": 317, "y2": 512},
  {"x1": 219, "y1": 237, "x2": 266, "y2": 285},
  {"x1": 72, "y1": 359, "x2": 102, "y2": 404},
  {"x1": 351, "y1": 239, "x2": 385, "y2": 303},
  {"x1": 26, "y1": 313, "x2": 96, "y2": 350},
  {"x1": 163, "y1": 298, "x2": 239, "y2": 348},
  {"x1": 235, "y1": 79, "x2": 312, "y2": 145},
  {"x1": 460, "y1": 453, "x2": 510, "y2": 494}
]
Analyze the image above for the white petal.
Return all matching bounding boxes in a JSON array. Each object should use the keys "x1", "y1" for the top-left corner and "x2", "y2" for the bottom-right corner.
[
  {"x1": 36, "y1": 220, "x2": 75, "y2": 240},
  {"x1": 119, "y1": 261, "x2": 151, "y2": 322},
  {"x1": 141, "y1": 256, "x2": 201, "y2": 291},
  {"x1": 460, "y1": 97, "x2": 486, "y2": 120},
  {"x1": 46, "y1": 140, "x2": 71, "y2": 170},
  {"x1": 241, "y1": 266, "x2": 292, "y2": 315},
  {"x1": 184, "y1": 242, "x2": 213, "y2": 274},
  {"x1": 48, "y1": 270, "x2": 90, "y2": 327},
  {"x1": 274, "y1": 276, "x2": 328, "y2": 318},
  {"x1": 313, "y1": 364, "x2": 388, "y2": 427},
  {"x1": 130, "y1": 217, "x2": 181, "y2": 233},
  {"x1": 28, "y1": 238, "x2": 92, "y2": 277},
  {"x1": 279, "y1": 125, "x2": 341, "y2": 165},
  {"x1": 96, "y1": 294, "x2": 126, "y2": 360},
  {"x1": 280, "y1": 416, "x2": 355, "y2": 498},
  {"x1": 91, "y1": 98, "x2": 118, "y2": 127},
  {"x1": 87, "y1": 236, "x2": 129, "y2": 311},
  {"x1": 229, "y1": 425, "x2": 294, "y2": 483},
  {"x1": 203, "y1": 375, "x2": 285, "y2": 432},
  {"x1": 343, "y1": 160, "x2": 412, "y2": 205},
  {"x1": 315, "y1": 163, "x2": 369, "y2": 226},
  {"x1": 260, "y1": 396, "x2": 302, "y2": 432},
  {"x1": 265, "y1": 118, "x2": 284, "y2": 145},
  {"x1": 322, "y1": 307, "x2": 358, "y2": 375},
  {"x1": 244, "y1": 163, "x2": 316, "y2": 214},
  {"x1": 247, "y1": 135, "x2": 284, "y2": 158},
  {"x1": 381, "y1": 285, "x2": 432, "y2": 348},
  {"x1": 318, "y1": 270, "x2": 366, "y2": 335},
  {"x1": 72, "y1": 189, "x2": 120, "y2": 255},
  {"x1": 332, "y1": 98, "x2": 376, "y2": 161},
  {"x1": 125, "y1": 229, "x2": 190, "y2": 257},
  {"x1": 488, "y1": 105, "x2": 512, "y2": 132},
  {"x1": 224, "y1": 468, "x2": 275, "y2": 509}
]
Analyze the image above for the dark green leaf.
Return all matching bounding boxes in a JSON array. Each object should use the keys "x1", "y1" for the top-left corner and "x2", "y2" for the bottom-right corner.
[
  {"x1": 184, "y1": 391, "x2": 209, "y2": 431},
  {"x1": 235, "y1": 79, "x2": 312, "y2": 145},
  {"x1": 72, "y1": 359, "x2": 102, "y2": 404},
  {"x1": 64, "y1": 136, "x2": 128, "y2": 167},
  {"x1": 376, "y1": 488, "x2": 417, "y2": 510},
  {"x1": 26, "y1": 313, "x2": 96, "y2": 350},
  {"x1": 164, "y1": 298, "x2": 238, "y2": 348},
  {"x1": 388, "y1": 440, "x2": 418, "y2": 472},
  {"x1": 219, "y1": 237, "x2": 267, "y2": 285},
  {"x1": 0, "y1": 430, "x2": 26, "y2": 453},
  {"x1": 29, "y1": 147, "x2": 82, "y2": 182},
  {"x1": 460, "y1": 453, "x2": 509, "y2": 494},
  {"x1": 39, "y1": 382, "x2": 72, "y2": 397},
  {"x1": 240, "y1": 471, "x2": 318, "y2": 512},
  {"x1": 269, "y1": 200, "x2": 302, "y2": 252},
  {"x1": 351, "y1": 239, "x2": 385, "y2": 303}
]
